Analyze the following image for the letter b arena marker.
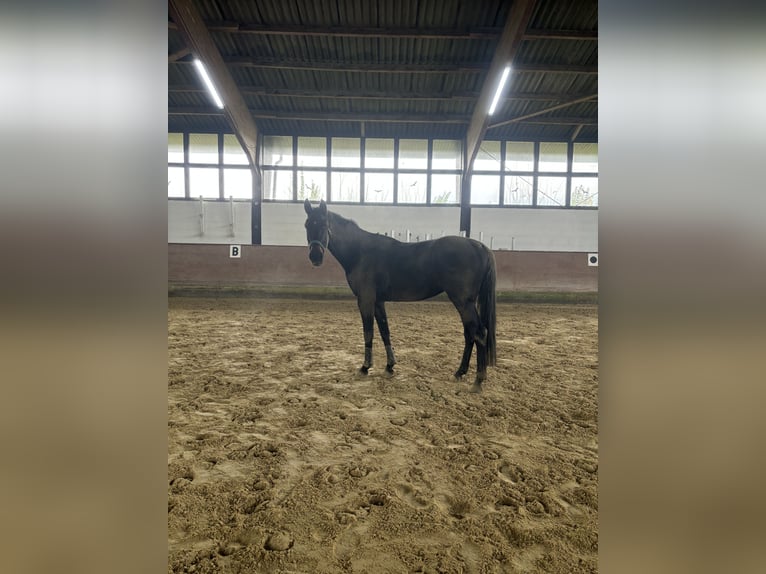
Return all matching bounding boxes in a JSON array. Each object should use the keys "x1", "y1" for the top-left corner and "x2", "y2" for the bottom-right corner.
[{"x1": 229, "y1": 245, "x2": 241, "y2": 258}]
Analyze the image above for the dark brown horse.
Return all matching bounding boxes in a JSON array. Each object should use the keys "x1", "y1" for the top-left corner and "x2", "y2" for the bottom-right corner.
[{"x1": 304, "y1": 199, "x2": 497, "y2": 391}]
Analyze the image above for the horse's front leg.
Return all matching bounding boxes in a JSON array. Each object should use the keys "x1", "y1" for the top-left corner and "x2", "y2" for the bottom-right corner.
[
  {"x1": 374, "y1": 301, "x2": 396, "y2": 376},
  {"x1": 357, "y1": 298, "x2": 375, "y2": 375}
]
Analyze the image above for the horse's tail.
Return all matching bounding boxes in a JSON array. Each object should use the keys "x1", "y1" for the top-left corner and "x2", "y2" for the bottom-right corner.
[{"x1": 479, "y1": 248, "x2": 497, "y2": 367}]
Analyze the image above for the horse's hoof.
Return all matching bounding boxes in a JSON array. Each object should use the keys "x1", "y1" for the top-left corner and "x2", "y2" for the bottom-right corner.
[
  {"x1": 384, "y1": 366, "x2": 395, "y2": 377},
  {"x1": 468, "y1": 383, "x2": 483, "y2": 393},
  {"x1": 357, "y1": 366, "x2": 369, "y2": 376}
]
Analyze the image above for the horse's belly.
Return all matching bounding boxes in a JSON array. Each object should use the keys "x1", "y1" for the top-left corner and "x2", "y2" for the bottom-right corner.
[{"x1": 386, "y1": 284, "x2": 443, "y2": 302}]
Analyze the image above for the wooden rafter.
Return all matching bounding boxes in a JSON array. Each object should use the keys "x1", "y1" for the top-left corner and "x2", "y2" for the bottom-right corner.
[
  {"x1": 168, "y1": 0, "x2": 258, "y2": 168},
  {"x1": 214, "y1": 58, "x2": 487, "y2": 73},
  {"x1": 168, "y1": 108, "x2": 596, "y2": 127},
  {"x1": 487, "y1": 94, "x2": 597, "y2": 129},
  {"x1": 168, "y1": 20, "x2": 595, "y2": 41},
  {"x1": 464, "y1": 0, "x2": 539, "y2": 172},
  {"x1": 518, "y1": 116, "x2": 597, "y2": 125},
  {"x1": 169, "y1": 84, "x2": 595, "y2": 103},
  {"x1": 570, "y1": 124, "x2": 585, "y2": 141},
  {"x1": 169, "y1": 21, "x2": 500, "y2": 39},
  {"x1": 171, "y1": 58, "x2": 597, "y2": 75},
  {"x1": 523, "y1": 29, "x2": 597, "y2": 40},
  {"x1": 460, "y1": 0, "x2": 538, "y2": 236},
  {"x1": 167, "y1": 47, "x2": 191, "y2": 62},
  {"x1": 168, "y1": 108, "x2": 471, "y2": 124},
  {"x1": 512, "y1": 63, "x2": 598, "y2": 74}
]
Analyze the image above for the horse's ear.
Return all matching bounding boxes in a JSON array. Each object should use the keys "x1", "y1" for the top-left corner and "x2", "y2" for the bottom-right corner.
[
  {"x1": 304, "y1": 198, "x2": 312, "y2": 215},
  {"x1": 318, "y1": 199, "x2": 327, "y2": 215}
]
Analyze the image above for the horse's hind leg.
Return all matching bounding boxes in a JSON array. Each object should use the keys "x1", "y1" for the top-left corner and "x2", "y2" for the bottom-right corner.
[
  {"x1": 473, "y1": 336, "x2": 488, "y2": 393},
  {"x1": 452, "y1": 300, "x2": 487, "y2": 390},
  {"x1": 454, "y1": 324, "x2": 474, "y2": 380},
  {"x1": 374, "y1": 301, "x2": 396, "y2": 375}
]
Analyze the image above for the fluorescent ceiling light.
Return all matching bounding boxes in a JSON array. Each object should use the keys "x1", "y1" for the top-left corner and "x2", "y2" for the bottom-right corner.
[
  {"x1": 193, "y1": 59, "x2": 224, "y2": 109},
  {"x1": 488, "y1": 65, "x2": 511, "y2": 116}
]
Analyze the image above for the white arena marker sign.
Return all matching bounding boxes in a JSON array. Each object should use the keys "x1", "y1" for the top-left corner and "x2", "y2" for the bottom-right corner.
[
  {"x1": 587, "y1": 253, "x2": 598, "y2": 267},
  {"x1": 230, "y1": 245, "x2": 241, "y2": 258}
]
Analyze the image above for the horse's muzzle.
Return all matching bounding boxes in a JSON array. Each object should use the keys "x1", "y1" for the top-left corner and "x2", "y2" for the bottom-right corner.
[{"x1": 309, "y1": 244, "x2": 324, "y2": 266}]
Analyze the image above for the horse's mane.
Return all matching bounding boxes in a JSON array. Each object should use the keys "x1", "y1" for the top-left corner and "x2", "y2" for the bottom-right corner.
[
  {"x1": 328, "y1": 210, "x2": 397, "y2": 244},
  {"x1": 329, "y1": 211, "x2": 362, "y2": 232}
]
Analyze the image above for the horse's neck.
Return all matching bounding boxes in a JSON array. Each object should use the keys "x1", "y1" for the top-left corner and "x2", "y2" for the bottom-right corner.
[{"x1": 328, "y1": 213, "x2": 364, "y2": 272}]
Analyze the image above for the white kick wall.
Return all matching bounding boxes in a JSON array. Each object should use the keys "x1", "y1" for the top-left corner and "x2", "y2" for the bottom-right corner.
[
  {"x1": 168, "y1": 199, "x2": 597, "y2": 252},
  {"x1": 471, "y1": 208, "x2": 597, "y2": 252},
  {"x1": 168, "y1": 198, "x2": 252, "y2": 245}
]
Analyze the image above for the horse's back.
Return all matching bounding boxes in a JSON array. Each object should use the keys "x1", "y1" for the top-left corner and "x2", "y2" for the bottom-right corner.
[
  {"x1": 430, "y1": 236, "x2": 491, "y2": 272},
  {"x1": 393, "y1": 236, "x2": 490, "y2": 300},
  {"x1": 351, "y1": 234, "x2": 491, "y2": 302}
]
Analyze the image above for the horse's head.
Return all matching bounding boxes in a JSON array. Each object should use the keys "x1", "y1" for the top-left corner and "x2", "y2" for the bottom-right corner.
[{"x1": 304, "y1": 198, "x2": 330, "y2": 267}]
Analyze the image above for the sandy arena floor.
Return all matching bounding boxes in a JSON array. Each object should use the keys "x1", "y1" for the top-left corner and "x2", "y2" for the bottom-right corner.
[{"x1": 168, "y1": 297, "x2": 598, "y2": 573}]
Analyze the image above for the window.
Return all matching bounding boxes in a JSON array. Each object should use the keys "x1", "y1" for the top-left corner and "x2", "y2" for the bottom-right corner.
[
  {"x1": 189, "y1": 133, "x2": 218, "y2": 164},
  {"x1": 504, "y1": 175, "x2": 533, "y2": 206},
  {"x1": 536, "y1": 176, "x2": 567, "y2": 206},
  {"x1": 398, "y1": 173, "x2": 427, "y2": 204},
  {"x1": 470, "y1": 174, "x2": 500, "y2": 205},
  {"x1": 365, "y1": 172, "x2": 394, "y2": 203},
  {"x1": 223, "y1": 134, "x2": 248, "y2": 165},
  {"x1": 571, "y1": 177, "x2": 599, "y2": 207},
  {"x1": 432, "y1": 140, "x2": 462, "y2": 170},
  {"x1": 168, "y1": 166, "x2": 185, "y2": 198},
  {"x1": 264, "y1": 136, "x2": 293, "y2": 166},
  {"x1": 189, "y1": 167, "x2": 219, "y2": 198},
  {"x1": 539, "y1": 142, "x2": 567, "y2": 172},
  {"x1": 459, "y1": 140, "x2": 600, "y2": 208},
  {"x1": 331, "y1": 172, "x2": 360, "y2": 202},
  {"x1": 573, "y1": 143, "x2": 598, "y2": 173},
  {"x1": 365, "y1": 138, "x2": 394, "y2": 169},
  {"x1": 263, "y1": 170, "x2": 292, "y2": 200},
  {"x1": 223, "y1": 169, "x2": 252, "y2": 199},
  {"x1": 168, "y1": 133, "x2": 184, "y2": 163},
  {"x1": 398, "y1": 139, "x2": 428, "y2": 170},
  {"x1": 331, "y1": 138, "x2": 360, "y2": 168},
  {"x1": 474, "y1": 141, "x2": 501, "y2": 171},
  {"x1": 297, "y1": 170, "x2": 326, "y2": 201},
  {"x1": 505, "y1": 142, "x2": 534, "y2": 171},
  {"x1": 297, "y1": 137, "x2": 326, "y2": 167},
  {"x1": 169, "y1": 133, "x2": 594, "y2": 208},
  {"x1": 431, "y1": 173, "x2": 460, "y2": 204}
]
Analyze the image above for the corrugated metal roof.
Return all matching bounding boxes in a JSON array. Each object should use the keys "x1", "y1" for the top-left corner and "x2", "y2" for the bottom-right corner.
[
  {"x1": 529, "y1": 0, "x2": 597, "y2": 31},
  {"x1": 169, "y1": 0, "x2": 597, "y2": 142}
]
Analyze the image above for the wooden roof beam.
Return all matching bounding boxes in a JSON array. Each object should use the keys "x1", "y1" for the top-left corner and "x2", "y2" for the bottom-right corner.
[
  {"x1": 168, "y1": 0, "x2": 258, "y2": 167},
  {"x1": 219, "y1": 58, "x2": 486, "y2": 73},
  {"x1": 169, "y1": 21, "x2": 500, "y2": 39},
  {"x1": 464, "y1": 0, "x2": 539, "y2": 172},
  {"x1": 169, "y1": 84, "x2": 595, "y2": 102},
  {"x1": 171, "y1": 58, "x2": 597, "y2": 74},
  {"x1": 460, "y1": 0, "x2": 538, "y2": 236},
  {"x1": 168, "y1": 107, "x2": 595, "y2": 126},
  {"x1": 523, "y1": 29, "x2": 597, "y2": 40},
  {"x1": 167, "y1": 47, "x2": 191, "y2": 62},
  {"x1": 169, "y1": 108, "x2": 471, "y2": 124},
  {"x1": 487, "y1": 94, "x2": 597, "y2": 129},
  {"x1": 168, "y1": 21, "x2": 596, "y2": 41},
  {"x1": 515, "y1": 116, "x2": 597, "y2": 125}
]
